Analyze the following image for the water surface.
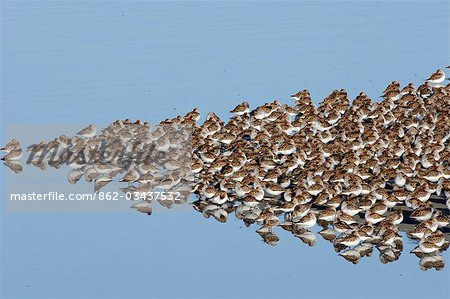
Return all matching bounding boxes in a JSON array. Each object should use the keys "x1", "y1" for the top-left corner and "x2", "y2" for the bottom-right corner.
[{"x1": 1, "y1": 1, "x2": 449, "y2": 298}]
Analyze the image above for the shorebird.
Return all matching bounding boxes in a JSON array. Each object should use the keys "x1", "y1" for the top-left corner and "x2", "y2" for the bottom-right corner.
[
  {"x1": 77, "y1": 124, "x2": 97, "y2": 138},
  {"x1": 295, "y1": 211, "x2": 317, "y2": 228},
  {"x1": 1, "y1": 149, "x2": 22, "y2": 161},
  {"x1": 365, "y1": 211, "x2": 386, "y2": 224},
  {"x1": 337, "y1": 233, "x2": 361, "y2": 247},
  {"x1": 1, "y1": 139, "x2": 20, "y2": 153},
  {"x1": 410, "y1": 207, "x2": 434, "y2": 222},
  {"x1": 426, "y1": 69, "x2": 445, "y2": 85},
  {"x1": 230, "y1": 102, "x2": 249, "y2": 116},
  {"x1": 418, "y1": 241, "x2": 440, "y2": 254},
  {"x1": 119, "y1": 168, "x2": 140, "y2": 184}
]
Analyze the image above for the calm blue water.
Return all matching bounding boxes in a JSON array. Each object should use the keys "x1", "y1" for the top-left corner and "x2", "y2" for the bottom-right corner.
[{"x1": 1, "y1": 1, "x2": 449, "y2": 298}]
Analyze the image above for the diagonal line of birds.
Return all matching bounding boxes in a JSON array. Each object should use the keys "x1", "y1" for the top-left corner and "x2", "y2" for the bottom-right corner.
[{"x1": 2, "y1": 67, "x2": 450, "y2": 270}]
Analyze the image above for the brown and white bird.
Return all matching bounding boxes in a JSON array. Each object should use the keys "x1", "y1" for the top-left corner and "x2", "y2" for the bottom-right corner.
[
  {"x1": 230, "y1": 102, "x2": 250, "y2": 116},
  {"x1": 426, "y1": 69, "x2": 445, "y2": 84},
  {"x1": 1, "y1": 139, "x2": 21, "y2": 153},
  {"x1": 77, "y1": 124, "x2": 97, "y2": 138}
]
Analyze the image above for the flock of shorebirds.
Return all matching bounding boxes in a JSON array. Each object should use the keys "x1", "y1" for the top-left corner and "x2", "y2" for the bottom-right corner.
[{"x1": 2, "y1": 67, "x2": 450, "y2": 270}]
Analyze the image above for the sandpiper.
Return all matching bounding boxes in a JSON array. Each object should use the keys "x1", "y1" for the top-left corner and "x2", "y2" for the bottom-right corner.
[
  {"x1": 426, "y1": 69, "x2": 446, "y2": 85},
  {"x1": 77, "y1": 124, "x2": 97, "y2": 139},
  {"x1": 119, "y1": 168, "x2": 140, "y2": 184},
  {"x1": 230, "y1": 102, "x2": 250, "y2": 116},
  {"x1": 1, "y1": 139, "x2": 20, "y2": 153},
  {"x1": 337, "y1": 233, "x2": 361, "y2": 247},
  {"x1": 1, "y1": 149, "x2": 22, "y2": 161}
]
